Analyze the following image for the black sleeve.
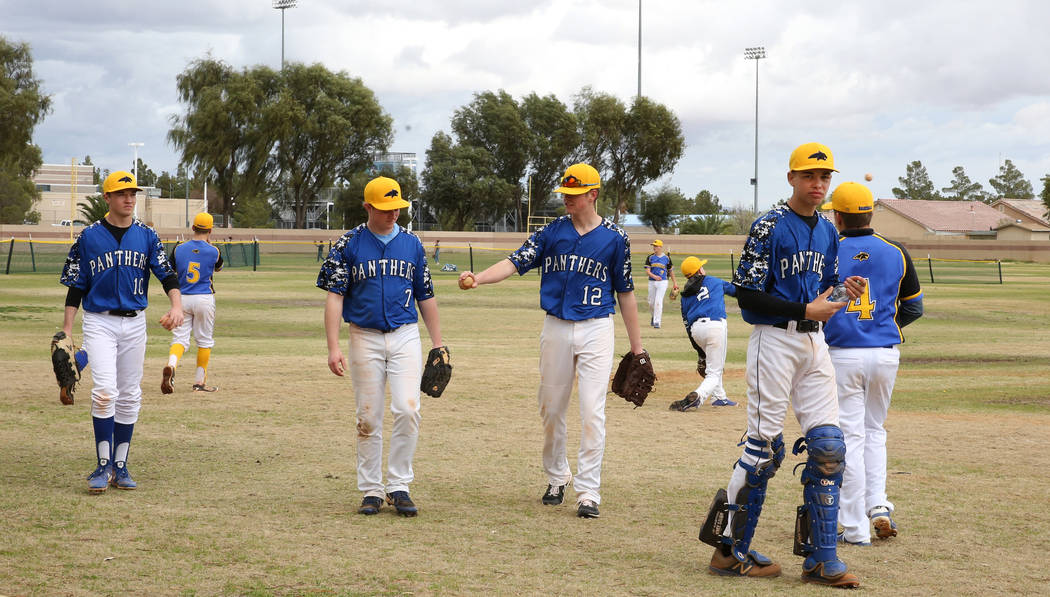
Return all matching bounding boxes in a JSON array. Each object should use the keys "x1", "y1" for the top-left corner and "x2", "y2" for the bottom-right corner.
[
  {"x1": 215, "y1": 255, "x2": 224, "y2": 272},
  {"x1": 735, "y1": 286, "x2": 807, "y2": 320},
  {"x1": 897, "y1": 296, "x2": 923, "y2": 328},
  {"x1": 65, "y1": 286, "x2": 84, "y2": 309},
  {"x1": 161, "y1": 275, "x2": 179, "y2": 294},
  {"x1": 898, "y1": 246, "x2": 922, "y2": 303}
]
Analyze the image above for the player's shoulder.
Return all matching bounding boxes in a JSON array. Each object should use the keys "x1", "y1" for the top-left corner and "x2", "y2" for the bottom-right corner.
[
  {"x1": 132, "y1": 219, "x2": 159, "y2": 234},
  {"x1": 400, "y1": 225, "x2": 424, "y2": 246},
  {"x1": 748, "y1": 205, "x2": 790, "y2": 240},
  {"x1": 598, "y1": 217, "x2": 629, "y2": 242}
]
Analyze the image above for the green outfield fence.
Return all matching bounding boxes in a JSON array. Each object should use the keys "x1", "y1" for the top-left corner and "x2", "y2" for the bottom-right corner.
[{"x1": 0, "y1": 237, "x2": 1001, "y2": 284}]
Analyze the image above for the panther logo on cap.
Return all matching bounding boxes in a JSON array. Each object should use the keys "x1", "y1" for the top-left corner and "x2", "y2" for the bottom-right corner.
[
  {"x1": 852, "y1": 252, "x2": 870, "y2": 261},
  {"x1": 119, "y1": 176, "x2": 134, "y2": 183},
  {"x1": 384, "y1": 189, "x2": 399, "y2": 198},
  {"x1": 808, "y1": 151, "x2": 829, "y2": 162}
]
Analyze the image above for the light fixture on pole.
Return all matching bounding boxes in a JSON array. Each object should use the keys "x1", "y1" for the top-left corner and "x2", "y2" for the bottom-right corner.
[
  {"x1": 129, "y1": 142, "x2": 144, "y2": 218},
  {"x1": 273, "y1": 0, "x2": 298, "y2": 70},
  {"x1": 744, "y1": 46, "x2": 765, "y2": 214}
]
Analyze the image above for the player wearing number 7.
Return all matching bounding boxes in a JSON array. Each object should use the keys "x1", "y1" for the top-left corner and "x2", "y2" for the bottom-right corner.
[
  {"x1": 162, "y1": 212, "x2": 224, "y2": 394},
  {"x1": 821, "y1": 182, "x2": 923, "y2": 544},
  {"x1": 458, "y1": 163, "x2": 646, "y2": 520}
]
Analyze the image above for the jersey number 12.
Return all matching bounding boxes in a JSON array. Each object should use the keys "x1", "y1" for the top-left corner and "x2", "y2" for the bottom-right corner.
[{"x1": 582, "y1": 286, "x2": 603, "y2": 306}]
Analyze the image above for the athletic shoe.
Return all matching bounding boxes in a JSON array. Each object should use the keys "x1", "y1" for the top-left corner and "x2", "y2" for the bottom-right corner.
[
  {"x1": 358, "y1": 496, "x2": 383, "y2": 515},
  {"x1": 837, "y1": 531, "x2": 871, "y2": 546},
  {"x1": 192, "y1": 383, "x2": 218, "y2": 393},
  {"x1": 161, "y1": 366, "x2": 175, "y2": 394},
  {"x1": 110, "y1": 462, "x2": 137, "y2": 490},
  {"x1": 711, "y1": 398, "x2": 738, "y2": 407},
  {"x1": 669, "y1": 392, "x2": 701, "y2": 411},
  {"x1": 653, "y1": 323, "x2": 660, "y2": 329},
  {"x1": 386, "y1": 491, "x2": 418, "y2": 517},
  {"x1": 708, "y1": 548, "x2": 781, "y2": 578},
  {"x1": 86, "y1": 462, "x2": 113, "y2": 493},
  {"x1": 576, "y1": 500, "x2": 599, "y2": 518},
  {"x1": 869, "y1": 506, "x2": 898, "y2": 539},
  {"x1": 801, "y1": 559, "x2": 860, "y2": 588},
  {"x1": 542, "y1": 484, "x2": 565, "y2": 505}
]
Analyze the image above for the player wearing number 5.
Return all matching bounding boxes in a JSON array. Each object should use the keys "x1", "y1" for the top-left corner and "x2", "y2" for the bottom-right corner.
[
  {"x1": 822, "y1": 182, "x2": 923, "y2": 544},
  {"x1": 162, "y1": 212, "x2": 224, "y2": 394},
  {"x1": 458, "y1": 163, "x2": 646, "y2": 519},
  {"x1": 59, "y1": 171, "x2": 183, "y2": 492}
]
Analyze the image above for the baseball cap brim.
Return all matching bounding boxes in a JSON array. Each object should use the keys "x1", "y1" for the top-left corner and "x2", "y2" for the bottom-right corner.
[
  {"x1": 555, "y1": 185, "x2": 596, "y2": 195},
  {"x1": 369, "y1": 197, "x2": 410, "y2": 210}
]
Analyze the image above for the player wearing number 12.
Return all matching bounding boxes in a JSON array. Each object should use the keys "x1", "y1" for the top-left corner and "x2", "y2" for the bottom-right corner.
[{"x1": 162, "y1": 212, "x2": 224, "y2": 394}]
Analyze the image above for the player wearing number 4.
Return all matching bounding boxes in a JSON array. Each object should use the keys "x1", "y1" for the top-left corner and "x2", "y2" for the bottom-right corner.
[
  {"x1": 162, "y1": 212, "x2": 224, "y2": 394},
  {"x1": 458, "y1": 163, "x2": 646, "y2": 519},
  {"x1": 59, "y1": 171, "x2": 184, "y2": 493},
  {"x1": 821, "y1": 182, "x2": 923, "y2": 545}
]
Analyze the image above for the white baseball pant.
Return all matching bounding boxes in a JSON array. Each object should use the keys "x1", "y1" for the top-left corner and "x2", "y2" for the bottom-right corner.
[
  {"x1": 830, "y1": 346, "x2": 899, "y2": 542},
  {"x1": 538, "y1": 314, "x2": 614, "y2": 505},
  {"x1": 647, "y1": 279, "x2": 668, "y2": 326},
  {"x1": 347, "y1": 322, "x2": 422, "y2": 498},
  {"x1": 688, "y1": 317, "x2": 730, "y2": 403},
  {"x1": 82, "y1": 311, "x2": 147, "y2": 424},
  {"x1": 171, "y1": 294, "x2": 216, "y2": 349}
]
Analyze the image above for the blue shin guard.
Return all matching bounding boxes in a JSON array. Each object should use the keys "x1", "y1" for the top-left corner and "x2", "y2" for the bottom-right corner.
[{"x1": 792, "y1": 425, "x2": 849, "y2": 577}]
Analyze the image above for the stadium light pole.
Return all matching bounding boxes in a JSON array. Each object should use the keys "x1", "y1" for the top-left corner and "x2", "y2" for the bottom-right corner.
[
  {"x1": 744, "y1": 46, "x2": 765, "y2": 214},
  {"x1": 637, "y1": 0, "x2": 642, "y2": 99},
  {"x1": 273, "y1": 0, "x2": 298, "y2": 70},
  {"x1": 129, "y1": 142, "x2": 144, "y2": 218}
]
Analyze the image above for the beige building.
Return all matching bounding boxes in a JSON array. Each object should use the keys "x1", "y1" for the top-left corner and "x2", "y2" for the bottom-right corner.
[
  {"x1": 991, "y1": 198, "x2": 1050, "y2": 227},
  {"x1": 870, "y1": 199, "x2": 1048, "y2": 241}
]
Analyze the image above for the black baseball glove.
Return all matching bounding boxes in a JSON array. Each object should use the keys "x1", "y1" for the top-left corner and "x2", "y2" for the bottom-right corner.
[
  {"x1": 680, "y1": 274, "x2": 705, "y2": 297},
  {"x1": 610, "y1": 350, "x2": 657, "y2": 407},
  {"x1": 51, "y1": 331, "x2": 83, "y2": 405},
  {"x1": 420, "y1": 346, "x2": 452, "y2": 397}
]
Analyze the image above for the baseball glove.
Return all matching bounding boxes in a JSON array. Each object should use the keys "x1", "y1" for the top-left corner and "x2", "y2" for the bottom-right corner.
[
  {"x1": 669, "y1": 286, "x2": 680, "y2": 301},
  {"x1": 610, "y1": 350, "x2": 657, "y2": 407},
  {"x1": 50, "y1": 331, "x2": 82, "y2": 405},
  {"x1": 697, "y1": 351, "x2": 707, "y2": 378},
  {"x1": 680, "y1": 274, "x2": 705, "y2": 297},
  {"x1": 420, "y1": 346, "x2": 452, "y2": 397}
]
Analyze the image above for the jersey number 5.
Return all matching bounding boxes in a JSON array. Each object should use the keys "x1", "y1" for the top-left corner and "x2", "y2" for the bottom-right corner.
[
  {"x1": 185, "y1": 261, "x2": 201, "y2": 283},
  {"x1": 844, "y1": 277, "x2": 876, "y2": 320}
]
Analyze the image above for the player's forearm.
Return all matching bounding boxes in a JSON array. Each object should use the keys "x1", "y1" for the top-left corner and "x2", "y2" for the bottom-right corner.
[
  {"x1": 62, "y1": 305, "x2": 78, "y2": 335},
  {"x1": 166, "y1": 288, "x2": 182, "y2": 312},
  {"x1": 324, "y1": 292, "x2": 344, "y2": 352},
  {"x1": 418, "y1": 297, "x2": 443, "y2": 347},
  {"x1": 475, "y1": 258, "x2": 517, "y2": 285},
  {"x1": 617, "y1": 291, "x2": 645, "y2": 354}
]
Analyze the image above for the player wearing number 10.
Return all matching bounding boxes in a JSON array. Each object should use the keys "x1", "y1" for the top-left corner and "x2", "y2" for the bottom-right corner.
[{"x1": 458, "y1": 163, "x2": 645, "y2": 519}]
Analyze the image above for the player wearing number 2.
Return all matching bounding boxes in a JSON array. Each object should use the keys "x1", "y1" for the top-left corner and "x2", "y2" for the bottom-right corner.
[
  {"x1": 458, "y1": 163, "x2": 645, "y2": 519},
  {"x1": 162, "y1": 212, "x2": 224, "y2": 394},
  {"x1": 59, "y1": 171, "x2": 183, "y2": 492},
  {"x1": 821, "y1": 182, "x2": 923, "y2": 545}
]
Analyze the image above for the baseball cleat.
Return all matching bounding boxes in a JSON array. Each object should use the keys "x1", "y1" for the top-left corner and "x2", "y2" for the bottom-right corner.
[
  {"x1": 711, "y1": 398, "x2": 738, "y2": 407},
  {"x1": 386, "y1": 491, "x2": 417, "y2": 517},
  {"x1": 576, "y1": 500, "x2": 599, "y2": 518},
  {"x1": 708, "y1": 548, "x2": 782, "y2": 578},
  {"x1": 161, "y1": 366, "x2": 175, "y2": 394},
  {"x1": 192, "y1": 383, "x2": 218, "y2": 393},
  {"x1": 869, "y1": 506, "x2": 898, "y2": 539},
  {"x1": 837, "y1": 531, "x2": 871, "y2": 546},
  {"x1": 542, "y1": 484, "x2": 566, "y2": 505},
  {"x1": 110, "y1": 463, "x2": 137, "y2": 490},
  {"x1": 669, "y1": 392, "x2": 702, "y2": 411},
  {"x1": 86, "y1": 462, "x2": 113, "y2": 493},
  {"x1": 801, "y1": 559, "x2": 860, "y2": 588},
  {"x1": 358, "y1": 496, "x2": 383, "y2": 515}
]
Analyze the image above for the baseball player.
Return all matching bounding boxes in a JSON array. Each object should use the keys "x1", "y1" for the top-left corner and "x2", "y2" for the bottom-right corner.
[
  {"x1": 697, "y1": 143, "x2": 866, "y2": 587},
  {"x1": 821, "y1": 182, "x2": 923, "y2": 544},
  {"x1": 162, "y1": 212, "x2": 224, "y2": 394},
  {"x1": 669, "y1": 256, "x2": 737, "y2": 411},
  {"x1": 317, "y1": 176, "x2": 444, "y2": 517},
  {"x1": 59, "y1": 171, "x2": 184, "y2": 493},
  {"x1": 458, "y1": 163, "x2": 645, "y2": 519},
  {"x1": 644, "y1": 239, "x2": 677, "y2": 328}
]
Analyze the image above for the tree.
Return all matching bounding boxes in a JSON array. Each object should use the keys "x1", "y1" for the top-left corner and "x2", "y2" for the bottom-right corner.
[
  {"x1": 231, "y1": 194, "x2": 275, "y2": 228},
  {"x1": 678, "y1": 214, "x2": 731, "y2": 235},
  {"x1": 683, "y1": 189, "x2": 723, "y2": 214},
  {"x1": 0, "y1": 36, "x2": 52, "y2": 224},
  {"x1": 1040, "y1": 174, "x2": 1050, "y2": 221},
  {"x1": 639, "y1": 185, "x2": 686, "y2": 234},
  {"x1": 891, "y1": 160, "x2": 941, "y2": 200},
  {"x1": 725, "y1": 207, "x2": 758, "y2": 235},
  {"x1": 76, "y1": 194, "x2": 108, "y2": 224},
  {"x1": 420, "y1": 132, "x2": 516, "y2": 231},
  {"x1": 940, "y1": 166, "x2": 988, "y2": 202},
  {"x1": 988, "y1": 159, "x2": 1035, "y2": 199},
  {"x1": 335, "y1": 165, "x2": 418, "y2": 231},
  {"x1": 519, "y1": 93, "x2": 579, "y2": 217}
]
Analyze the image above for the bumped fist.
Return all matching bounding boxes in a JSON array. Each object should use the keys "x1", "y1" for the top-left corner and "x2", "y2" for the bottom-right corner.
[
  {"x1": 159, "y1": 314, "x2": 175, "y2": 331},
  {"x1": 458, "y1": 273, "x2": 475, "y2": 290}
]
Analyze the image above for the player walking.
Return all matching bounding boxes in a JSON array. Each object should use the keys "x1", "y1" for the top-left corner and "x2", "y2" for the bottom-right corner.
[
  {"x1": 318, "y1": 176, "x2": 444, "y2": 517},
  {"x1": 458, "y1": 163, "x2": 645, "y2": 519},
  {"x1": 644, "y1": 240, "x2": 677, "y2": 328},
  {"x1": 162, "y1": 212, "x2": 223, "y2": 394},
  {"x1": 669, "y1": 256, "x2": 737, "y2": 411},
  {"x1": 821, "y1": 182, "x2": 923, "y2": 544},
  {"x1": 59, "y1": 171, "x2": 184, "y2": 493},
  {"x1": 698, "y1": 143, "x2": 865, "y2": 587}
]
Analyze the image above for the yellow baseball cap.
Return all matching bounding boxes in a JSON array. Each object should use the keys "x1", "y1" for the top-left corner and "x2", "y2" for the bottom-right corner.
[
  {"x1": 822, "y1": 182, "x2": 874, "y2": 213},
  {"x1": 364, "y1": 177, "x2": 410, "y2": 210},
  {"x1": 554, "y1": 163, "x2": 601, "y2": 195},
  {"x1": 681, "y1": 256, "x2": 708, "y2": 278},
  {"x1": 651, "y1": 239, "x2": 663, "y2": 247},
  {"x1": 102, "y1": 171, "x2": 142, "y2": 193},
  {"x1": 193, "y1": 212, "x2": 214, "y2": 229},
  {"x1": 789, "y1": 142, "x2": 838, "y2": 172}
]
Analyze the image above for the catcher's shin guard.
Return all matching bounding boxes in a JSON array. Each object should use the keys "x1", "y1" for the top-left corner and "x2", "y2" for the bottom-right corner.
[
  {"x1": 700, "y1": 435, "x2": 784, "y2": 562},
  {"x1": 792, "y1": 425, "x2": 847, "y2": 569}
]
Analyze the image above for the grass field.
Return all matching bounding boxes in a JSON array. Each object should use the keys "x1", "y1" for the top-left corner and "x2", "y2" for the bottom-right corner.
[{"x1": 2, "y1": 256, "x2": 1049, "y2": 596}]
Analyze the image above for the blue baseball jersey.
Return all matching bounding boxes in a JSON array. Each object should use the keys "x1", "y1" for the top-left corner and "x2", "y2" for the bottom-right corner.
[
  {"x1": 645, "y1": 253, "x2": 672, "y2": 281},
  {"x1": 508, "y1": 215, "x2": 634, "y2": 320},
  {"x1": 316, "y1": 224, "x2": 434, "y2": 332},
  {"x1": 681, "y1": 275, "x2": 737, "y2": 327},
  {"x1": 732, "y1": 206, "x2": 841, "y2": 326},
  {"x1": 173, "y1": 240, "x2": 222, "y2": 295},
  {"x1": 825, "y1": 230, "x2": 923, "y2": 347},
  {"x1": 60, "y1": 220, "x2": 175, "y2": 313}
]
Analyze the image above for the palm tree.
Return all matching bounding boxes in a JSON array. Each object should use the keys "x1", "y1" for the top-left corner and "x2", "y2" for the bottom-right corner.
[{"x1": 76, "y1": 195, "x2": 108, "y2": 225}]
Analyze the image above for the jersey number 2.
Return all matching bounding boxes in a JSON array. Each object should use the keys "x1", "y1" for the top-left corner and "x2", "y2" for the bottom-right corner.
[{"x1": 844, "y1": 277, "x2": 876, "y2": 320}]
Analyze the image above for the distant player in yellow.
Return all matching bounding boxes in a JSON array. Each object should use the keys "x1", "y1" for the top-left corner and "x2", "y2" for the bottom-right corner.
[{"x1": 162, "y1": 213, "x2": 224, "y2": 393}]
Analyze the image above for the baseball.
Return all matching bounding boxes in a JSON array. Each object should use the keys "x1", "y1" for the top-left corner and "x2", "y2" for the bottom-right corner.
[
  {"x1": 458, "y1": 273, "x2": 475, "y2": 290},
  {"x1": 864, "y1": 173, "x2": 873, "y2": 181}
]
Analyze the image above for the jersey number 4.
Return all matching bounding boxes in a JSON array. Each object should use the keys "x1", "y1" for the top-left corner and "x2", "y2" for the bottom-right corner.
[{"x1": 844, "y1": 277, "x2": 876, "y2": 320}]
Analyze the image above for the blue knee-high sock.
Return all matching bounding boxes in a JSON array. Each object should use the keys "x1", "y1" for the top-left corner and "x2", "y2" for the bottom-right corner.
[
  {"x1": 92, "y1": 416, "x2": 114, "y2": 466},
  {"x1": 113, "y1": 422, "x2": 135, "y2": 467}
]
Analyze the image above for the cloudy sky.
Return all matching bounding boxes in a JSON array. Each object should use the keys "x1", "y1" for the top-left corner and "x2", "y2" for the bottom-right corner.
[{"x1": 6, "y1": 0, "x2": 1050, "y2": 210}]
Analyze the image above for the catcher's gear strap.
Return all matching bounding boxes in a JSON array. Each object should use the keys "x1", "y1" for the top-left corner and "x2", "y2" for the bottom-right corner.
[
  {"x1": 680, "y1": 274, "x2": 705, "y2": 297},
  {"x1": 792, "y1": 425, "x2": 845, "y2": 562}
]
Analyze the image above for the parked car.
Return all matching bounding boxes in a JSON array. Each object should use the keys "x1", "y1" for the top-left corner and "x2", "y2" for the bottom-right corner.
[{"x1": 52, "y1": 220, "x2": 74, "y2": 227}]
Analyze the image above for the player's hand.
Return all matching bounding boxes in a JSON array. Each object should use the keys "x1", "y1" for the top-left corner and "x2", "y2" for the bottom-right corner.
[
  {"x1": 328, "y1": 349, "x2": 348, "y2": 376},
  {"x1": 161, "y1": 308, "x2": 184, "y2": 330},
  {"x1": 804, "y1": 286, "x2": 848, "y2": 322},
  {"x1": 843, "y1": 275, "x2": 866, "y2": 300},
  {"x1": 458, "y1": 271, "x2": 477, "y2": 290}
]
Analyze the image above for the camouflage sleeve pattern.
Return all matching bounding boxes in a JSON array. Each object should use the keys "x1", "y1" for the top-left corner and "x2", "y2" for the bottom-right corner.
[
  {"x1": 316, "y1": 226, "x2": 361, "y2": 295},
  {"x1": 733, "y1": 209, "x2": 782, "y2": 291}
]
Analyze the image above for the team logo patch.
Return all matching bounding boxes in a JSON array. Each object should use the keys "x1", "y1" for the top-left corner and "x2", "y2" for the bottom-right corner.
[
  {"x1": 384, "y1": 189, "x2": 399, "y2": 198},
  {"x1": 808, "y1": 151, "x2": 829, "y2": 161},
  {"x1": 192, "y1": 249, "x2": 200, "y2": 254},
  {"x1": 852, "y1": 252, "x2": 870, "y2": 261},
  {"x1": 118, "y1": 175, "x2": 133, "y2": 183}
]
